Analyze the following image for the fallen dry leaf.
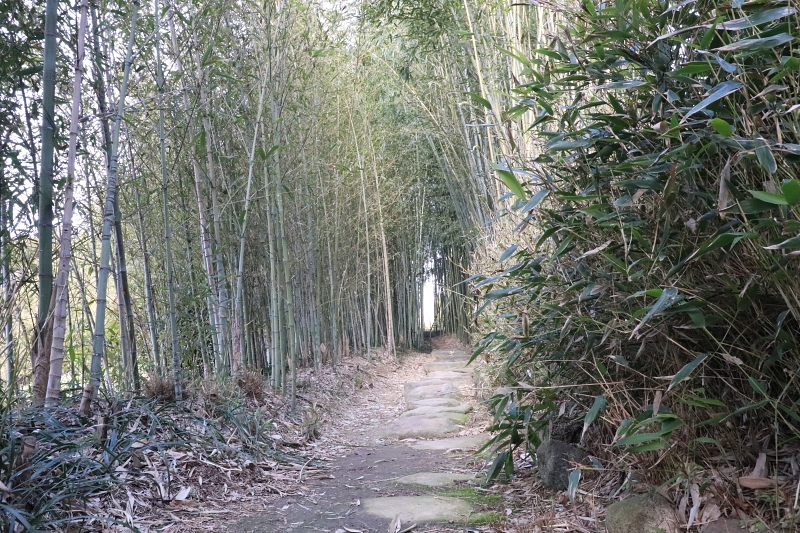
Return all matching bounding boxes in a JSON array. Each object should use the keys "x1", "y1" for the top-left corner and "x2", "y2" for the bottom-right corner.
[
  {"x1": 388, "y1": 513, "x2": 402, "y2": 533},
  {"x1": 738, "y1": 476, "x2": 773, "y2": 489}
]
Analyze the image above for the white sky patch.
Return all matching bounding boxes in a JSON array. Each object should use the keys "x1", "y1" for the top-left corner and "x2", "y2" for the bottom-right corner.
[{"x1": 423, "y1": 275, "x2": 435, "y2": 329}]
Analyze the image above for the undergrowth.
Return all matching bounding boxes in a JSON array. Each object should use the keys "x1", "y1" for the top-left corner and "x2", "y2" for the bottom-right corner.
[
  {"x1": 473, "y1": 0, "x2": 800, "y2": 529},
  {"x1": 0, "y1": 377, "x2": 308, "y2": 531}
]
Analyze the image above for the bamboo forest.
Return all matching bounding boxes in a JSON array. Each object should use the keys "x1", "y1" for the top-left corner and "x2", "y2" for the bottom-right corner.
[{"x1": 1, "y1": 0, "x2": 799, "y2": 531}]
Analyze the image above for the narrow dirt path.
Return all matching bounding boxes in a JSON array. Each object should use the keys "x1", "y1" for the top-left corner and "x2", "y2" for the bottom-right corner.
[{"x1": 229, "y1": 341, "x2": 498, "y2": 533}]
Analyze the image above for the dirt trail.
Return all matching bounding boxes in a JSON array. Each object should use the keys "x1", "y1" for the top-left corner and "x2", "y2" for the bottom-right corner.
[{"x1": 229, "y1": 341, "x2": 498, "y2": 533}]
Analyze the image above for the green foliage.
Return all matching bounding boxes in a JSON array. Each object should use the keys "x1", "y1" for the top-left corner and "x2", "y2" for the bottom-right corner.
[{"x1": 475, "y1": 0, "x2": 800, "y2": 482}]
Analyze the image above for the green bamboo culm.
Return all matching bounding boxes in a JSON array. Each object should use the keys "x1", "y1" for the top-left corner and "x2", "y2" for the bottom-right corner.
[
  {"x1": 32, "y1": 0, "x2": 59, "y2": 407},
  {"x1": 80, "y1": 0, "x2": 140, "y2": 416},
  {"x1": 154, "y1": 0, "x2": 181, "y2": 400}
]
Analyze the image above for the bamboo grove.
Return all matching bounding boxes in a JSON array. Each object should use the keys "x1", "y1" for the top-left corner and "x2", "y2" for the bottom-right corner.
[{"x1": 0, "y1": 0, "x2": 519, "y2": 410}]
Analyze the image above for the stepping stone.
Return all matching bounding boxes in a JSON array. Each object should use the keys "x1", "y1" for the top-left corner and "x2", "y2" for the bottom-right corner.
[
  {"x1": 383, "y1": 415, "x2": 460, "y2": 439},
  {"x1": 422, "y1": 411, "x2": 468, "y2": 424},
  {"x1": 396, "y1": 472, "x2": 476, "y2": 487},
  {"x1": 423, "y1": 361, "x2": 471, "y2": 373},
  {"x1": 407, "y1": 397, "x2": 462, "y2": 409},
  {"x1": 410, "y1": 434, "x2": 488, "y2": 451},
  {"x1": 401, "y1": 404, "x2": 472, "y2": 417},
  {"x1": 426, "y1": 370, "x2": 473, "y2": 380},
  {"x1": 431, "y1": 350, "x2": 471, "y2": 362},
  {"x1": 405, "y1": 382, "x2": 460, "y2": 402},
  {"x1": 404, "y1": 379, "x2": 450, "y2": 394},
  {"x1": 362, "y1": 495, "x2": 472, "y2": 523}
]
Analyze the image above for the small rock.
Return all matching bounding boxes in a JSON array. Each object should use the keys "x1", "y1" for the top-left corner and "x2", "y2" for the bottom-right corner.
[
  {"x1": 606, "y1": 493, "x2": 680, "y2": 533},
  {"x1": 536, "y1": 439, "x2": 585, "y2": 490},
  {"x1": 702, "y1": 517, "x2": 746, "y2": 533}
]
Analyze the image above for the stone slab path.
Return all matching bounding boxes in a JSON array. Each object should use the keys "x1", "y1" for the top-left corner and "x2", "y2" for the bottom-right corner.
[{"x1": 229, "y1": 347, "x2": 494, "y2": 533}]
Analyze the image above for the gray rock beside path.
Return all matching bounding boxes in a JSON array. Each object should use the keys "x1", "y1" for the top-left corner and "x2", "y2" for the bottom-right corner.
[
  {"x1": 383, "y1": 415, "x2": 460, "y2": 439},
  {"x1": 536, "y1": 439, "x2": 586, "y2": 490},
  {"x1": 605, "y1": 493, "x2": 680, "y2": 533}
]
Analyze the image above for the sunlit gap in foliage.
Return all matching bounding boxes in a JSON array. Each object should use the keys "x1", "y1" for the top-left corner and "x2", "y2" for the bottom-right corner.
[{"x1": 422, "y1": 259, "x2": 434, "y2": 330}]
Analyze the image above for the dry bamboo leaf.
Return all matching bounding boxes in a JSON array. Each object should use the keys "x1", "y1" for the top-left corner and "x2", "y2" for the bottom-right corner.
[
  {"x1": 738, "y1": 476, "x2": 772, "y2": 489},
  {"x1": 175, "y1": 486, "x2": 192, "y2": 501},
  {"x1": 750, "y1": 452, "x2": 767, "y2": 478},
  {"x1": 698, "y1": 503, "x2": 721, "y2": 524},
  {"x1": 687, "y1": 483, "x2": 701, "y2": 528},
  {"x1": 718, "y1": 157, "x2": 731, "y2": 215},
  {"x1": 388, "y1": 513, "x2": 402, "y2": 533}
]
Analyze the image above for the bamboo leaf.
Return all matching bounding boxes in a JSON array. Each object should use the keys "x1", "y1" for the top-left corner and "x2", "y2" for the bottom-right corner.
[
  {"x1": 754, "y1": 140, "x2": 777, "y2": 175},
  {"x1": 719, "y1": 7, "x2": 797, "y2": 30},
  {"x1": 626, "y1": 440, "x2": 668, "y2": 453},
  {"x1": 499, "y1": 245, "x2": 518, "y2": 263},
  {"x1": 764, "y1": 235, "x2": 800, "y2": 251},
  {"x1": 682, "y1": 81, "x2": 743, "y2": 122},
  {"x1": 715, "y1": 33, "x2": 795, "y2": 52},
  {"x1": 546, "y1": 139, "x2": 591, "y2": 151},
  {"x1": 709, "y1": 118, "x2": 733, "y2": 137},
  {"x1": 520, "y1": 189, "x2": 549, "y2": 212},
  {"x1": 495, "y1": 169, "x2": 526, "y2": 200},
  {"x1": 581, "y1": 395, "x2": 605, "y2": 441},
  {"x1": 781, "y1": 179, "x2": 800, "y2": 205},
  {"x1": 750, "y1": 190, "x2": 787, "y2": 205},
  {"x1": 568, "y1": 469, "x2": 581, "y2": 503},
  {"x1": 616, "y1": 432, "x2": 662, "y2": 446},
  {"x1": 631, "y1": 288, "x2": 680, "y2": 337},
  {"x1": 465, "y1": 91, "x2": 492, "y2": 110},
  {"x1": 667, "y1": 353, "x2": 707, "y2": 392},
  {"x1": 589, "y1": 80, "x2": 648, "y2": 90}
]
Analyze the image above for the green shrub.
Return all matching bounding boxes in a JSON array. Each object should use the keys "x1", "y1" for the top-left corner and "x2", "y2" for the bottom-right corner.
[{"x1": 475, "y1": 0, "x2": 800, "y2": 487}]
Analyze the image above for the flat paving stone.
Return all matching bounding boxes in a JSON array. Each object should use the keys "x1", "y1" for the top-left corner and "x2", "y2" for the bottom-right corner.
[
  {"x1": 410, "y1": 434, "x2": 488, "y2": 451},
  {"x1": 383, "y1": 415, "x2": 460, "y2": 439},
  {"x1": 362, "y1": 495, "x2": 472, "y2": 523},
  {"x1": 431, "y1": 350, "x2": 472, "y2": 362},
  {"x1": 405, "y1": 382, "x2": 460, "y2": 402},
  {"x1": 423, "y1": 361, "x2": 471, "y2": 373},
  {"x1": 404, "y1": 379, "x2": 450, "y2": 393},
  {"x1": 401, "y1": 404, "x2": 472, "y2": 417},
  {"x1": 407, "y1": 397, "x2": 462, "y2": 409},
  {"x1": 426, "y1": 370, "x2": 473, "y2": 380},
  {"x1": 395, "y1": 472, "x2": 476, "y2": 487}
]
